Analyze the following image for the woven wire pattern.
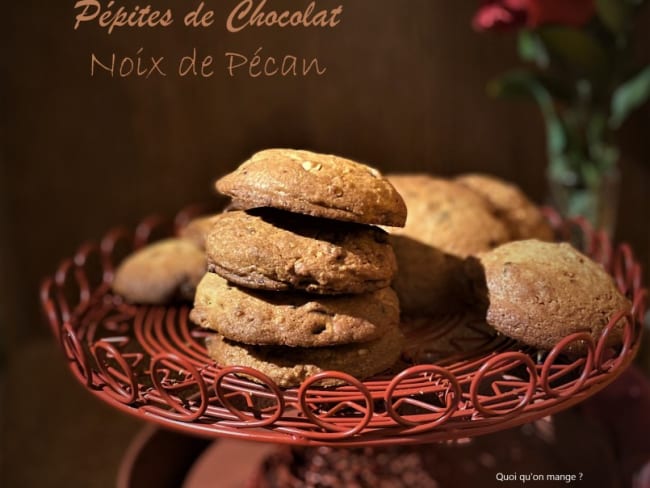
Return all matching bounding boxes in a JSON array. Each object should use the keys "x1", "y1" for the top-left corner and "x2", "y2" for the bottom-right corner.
[{"x1": 40, "y1": 207, "x2": 646, "y2": 446}]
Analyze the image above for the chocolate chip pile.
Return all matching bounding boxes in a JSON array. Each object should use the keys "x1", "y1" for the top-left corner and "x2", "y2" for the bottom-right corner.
[{"x1": 252, "y1": 446, "x2": 439, "y2": 488}]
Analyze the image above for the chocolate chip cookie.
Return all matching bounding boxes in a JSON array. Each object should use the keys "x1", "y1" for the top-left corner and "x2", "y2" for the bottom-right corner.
[
  {"x1": 456, "y1": 173, "x2": 554, "y2": 241},
  {"x1": 387, "y1": 174, "x2": 510, "y2": 257},
  {"x1": 112, "y1": 238, "x2": 207, "y2": 304},
  {"x1": 205, "y1": 209, "x2": 397, "y2": 294},
  {"x1": 216, "y1": 149, "x2": 407, "y2": 227},
  {"x1": 390, "y1": 235, "x2": 473, "y2": 318},
  {"x1": 178, "y1": 214, "x2": 219, "y2": 250},
  {"x1": 205, "y1": 324, "x2": 404, "y2": 388},
  {"x1": 477, "y1": 240, "x2": 631, "y2": 352},
  {"x1": 190, "y1": 273, "x2": 400, "y2": 347}
]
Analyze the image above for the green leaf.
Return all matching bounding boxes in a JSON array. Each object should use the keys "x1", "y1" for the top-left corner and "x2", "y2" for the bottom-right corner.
[
  {"x1": 610, "y1": 65, "x2": 650, "y2": 128},
  {"x1": 488, "y1": 70, "x2": 566, "y2": 155},
  {"x1": 586, "y1": 113, "x2": 619, "y2": 172},
  {"x1": 537, "y1": 27, "x2": 609, "y2": 75},
  {"x1": 596, "y1": 0, "x2": 631, "y2": 33},
  {"x1": 518, "y1": 30, "x2": 549, "y2": 68},
  {"x1": 548, "y1": 153, "x2": 578, "y2": 184}
]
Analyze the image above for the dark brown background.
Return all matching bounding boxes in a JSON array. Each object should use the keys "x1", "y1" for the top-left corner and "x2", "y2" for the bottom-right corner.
[{"x1": 1, "y1": 1, "x2": 649, "y2": 487}]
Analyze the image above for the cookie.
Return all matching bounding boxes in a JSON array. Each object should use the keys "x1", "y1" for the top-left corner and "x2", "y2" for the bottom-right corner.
[
  {"x1": 178, "y1": 214, "x2": 219, "y2": 250},
  {"x1": 387, "y1": 174, "x2": 510, "y2": 257},
  {"x1": 456, "y1": 174, "x2": 554, "y2": 241},
  {"x1": 216, "y1": 149, "x2": 407, "y2": 227},
  {"x1": 390, "y1": 235, "x2": 473, "y2": 318},
  {"x1": 206, "y1": 209, "x2": 397, "y2": 294},
  {"x1": 112, "y1": 238, "x2": 207, "y2": 304},
  {"x1": 205, "y1": 325, "x2": 404, "y2": 388},
  {"x1": 190, "y1": 273, "x2": 400, "y2": 347},
  {"x1": 477, "y1": 240, "x2": 631, "y2": 352}
]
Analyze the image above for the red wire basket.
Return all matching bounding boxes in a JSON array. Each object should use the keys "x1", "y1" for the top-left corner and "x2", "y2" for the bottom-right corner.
[{"x1": 40, "y1": 207, "x2": 647, "y2": 447}]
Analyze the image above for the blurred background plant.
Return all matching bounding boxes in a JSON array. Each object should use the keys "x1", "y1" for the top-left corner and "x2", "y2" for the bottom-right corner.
[{"x1": 474, "y1": 0, "x2": 650, "y2": 234}]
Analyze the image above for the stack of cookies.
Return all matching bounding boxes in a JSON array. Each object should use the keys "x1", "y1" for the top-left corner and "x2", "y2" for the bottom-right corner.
[{"x1": 190, "y1": 149, "x2": 408, "y2": 387}]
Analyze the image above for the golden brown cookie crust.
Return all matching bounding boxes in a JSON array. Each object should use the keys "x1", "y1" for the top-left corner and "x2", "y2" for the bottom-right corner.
[
  {"x1": 112, "y1": 238, "x2": 207, "y2": 304},
  {"x1": 205, "y1": 325, "x2": 404, "y2": 388},
  {"x1": 190, "y1": 273, "x2": 400, "y2": 347},
  {"x1": 216, "y1": 149, "x2": 407, "y2": 227},
  {"x1": 205, "y1": 209, "x2": 397, "y2": 295},
  {"x1": 387, "y1": 174, "x2": 510, "y2": 257},
  {"x1": 455, "y1": 174, "x2": 554, "y2": 241},
  {"x1": 478, "y1": 240, "x2": 630, "y2": 352}
]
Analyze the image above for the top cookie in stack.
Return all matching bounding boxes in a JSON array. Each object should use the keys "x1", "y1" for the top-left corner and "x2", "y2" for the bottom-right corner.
[
  {"x1": 190, "y1": 149, "x2": 407, "y2": 387},
  {"x1": 216, "y1": 149, "x2": 407, "y2": 227}
]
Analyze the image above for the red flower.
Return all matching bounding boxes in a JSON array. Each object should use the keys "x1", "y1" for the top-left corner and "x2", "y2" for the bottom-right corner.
[
  {"x1": 473, "y1": 0, "x2": 595, "y2": 31},
  {"x1": 472, "y1": 0, "x2": 528, "y2": 31}
]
